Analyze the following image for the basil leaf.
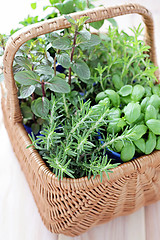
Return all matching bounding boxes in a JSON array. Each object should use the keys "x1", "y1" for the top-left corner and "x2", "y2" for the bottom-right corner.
[
  {"x1": 131, "y1": 85, "x2": 145, "y2": 102},
  {"x1": 145, "y1": 131, "x2": 156, "y2": 154},
  {"x1": 124, "y1": 102, "x2": 141, "y2": 123},
  {"x1": 79, "y1": 30, "x2": 91, "y2": 40},
  {"x1": 121, "y1": 141, "x2": 135, "y2": 162},
  {"x1": 127, "y1": 125, "x2": 147, "y2": 141},
  {"x1": 146, "y1": 119, "x2": 160, "y2": 135},
  {"x1": 119, "y1": 85, "x2": 132, "y2": 96},
  {"x1": 104, "y1": 89, "x2": 120, "y2": 107}
]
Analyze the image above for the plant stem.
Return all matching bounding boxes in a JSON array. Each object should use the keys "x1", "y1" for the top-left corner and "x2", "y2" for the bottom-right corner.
[
  {"x1": 68, "y1": 28, "x2": 78, "y2": 85},
  {"x1": 41, "y1": 81, "x2": 46, "y2": 97},
  {"x1": 86, "y1": 0, "x2": 90, "y2": 8},
  {"x1": 54, "y1": 55, "x2": 57, "y2": 76}
]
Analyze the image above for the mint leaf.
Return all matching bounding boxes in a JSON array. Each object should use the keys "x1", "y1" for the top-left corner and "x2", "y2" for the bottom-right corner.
[
  {"x1": 52, "y1": 37, "x2": 71, "y2": 50},
  {"x1": 14, "y1": 70, "x2": 40, "y2": 85},
  {"x1": 31, "y1": 97, "x2": 50, "y2": 118},
  {"x1": 31, "y1": 2, "x2": 36, "y2": 9},
  {"x1": 56, "y1": 53, "x2": 71, "y2": 68},
  {"x1": 79, "y1": 30, "x2": 91, "y2": 40},
  {"x1": 89, "y1": 20, "x2": 104, "y2": 30},
  {"x1": 46, "y1": 77, "x2": 70, "y2": 93},
  {"x1": 15, "y1": 56, "x2": 32, "y2": 70},
  {"x1": 72, "y1": 60, "x2": 90, "y2": 79},
  {"x1": 19, "y1": 85, "x2": 35, "y2": 99},
  {"x1": 79, "y1": 34, "x2": 101, "y2": 49},
  {"x1": 35, "y1": 65, "x2": 54, "y2": 76}
]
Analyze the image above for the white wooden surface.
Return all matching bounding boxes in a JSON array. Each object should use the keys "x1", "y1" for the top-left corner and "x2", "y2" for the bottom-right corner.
[{"x1": 1, "y1": 1, "x2": 160, "y2": 239}]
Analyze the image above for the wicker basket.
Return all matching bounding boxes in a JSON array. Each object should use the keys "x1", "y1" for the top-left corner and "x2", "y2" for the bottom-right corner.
[{"x1": 2, "y1": 3, "x2": 160, "y2": 237}]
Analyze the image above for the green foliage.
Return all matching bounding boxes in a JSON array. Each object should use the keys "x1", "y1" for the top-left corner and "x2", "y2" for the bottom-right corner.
[{"x1": 3, "y1": 1, "x2": 158, "y2": 181}]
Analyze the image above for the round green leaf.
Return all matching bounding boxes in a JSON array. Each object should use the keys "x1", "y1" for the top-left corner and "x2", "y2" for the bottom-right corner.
[
  {"x1": 127, "y1": 124, "x2": 147, "y2": 141},
  {"x1": 147, "y1": 95, "x2": 160, "y2": 109},
  {"x1": 145, "y1": 131, "x2": 156, "y2": 154},
  {"x1": 72, "y1": 60, "x2": 90, "y2": 80},
  {"x1": 112, "y1": 74, "x2": 123, "y2": 90},
  {"x1": 146, "y1": 119, "x2": 160, "y2": 135},
  {"x1": 123, "y1": 102, "x2": 141, "y2": 123},
  {"x1": 134, "y1": 138, "x2": 145, "y2": 153},
  {"x1": 131, "y1": 84, "x2": 145, "y2": 102},
  {"x1": 118, "y1": 85, "x2": 132, "y2": 96},
  {"x1": 121, "y1": 141, "x2": 135, "y2": 162},
  {"x1": 104, "y1": 89, "x2": 120, "y2": 107},
  {"x1": 31, "y1": 97, "x2": 50, "y2": 118},
  {"x1": 145, "y1": 105, "x2": 157, "y2": 122}
]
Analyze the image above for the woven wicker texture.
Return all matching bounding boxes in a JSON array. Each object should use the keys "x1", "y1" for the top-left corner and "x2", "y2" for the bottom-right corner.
[{"x1": 1, "y1": 3, "x2": 160, "y2": 237}]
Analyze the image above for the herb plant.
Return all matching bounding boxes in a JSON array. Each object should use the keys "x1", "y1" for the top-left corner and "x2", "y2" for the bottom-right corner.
[{"x1": 1, "y1": 1, "x2": 159, "y2": 181}]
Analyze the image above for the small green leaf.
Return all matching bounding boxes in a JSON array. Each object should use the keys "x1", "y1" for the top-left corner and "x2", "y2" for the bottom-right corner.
[
  {"x1": 114, "y1": 140, "x2": 123, "y2": 152},
  {"x1": 146, "y1": 119, "x2": 160, "y2": 135},
  {"x1": 124, "y1": 102, "x2": 141, "y2": 123},
  {"x1": 131, "y1": 84, "x2": 145, "y2": 102},
  {"x1": 107, "y1": 18, "x2": 118, "y2": 27},
  {"x1": 148, "y1": 95, "x2": 160, "y2": 109},
  {"x1": 54, "y1": 0, "x2": 74, "y2": 14},
  {"x1": 31, "y1": 97, "x2": 50, "y2": 118},
  {"x1": 121, "y1": 141, "x2": 135, "y2": 162},
  {"x1": 145, "y1": 131, "x2": 156, "y2": 154},
  {"x1": 52, "y1": 37, "x2": 71, "y2": 50},
  {"x1": 31, "y1": 2, "x2": 37, "y2": 9},
  {"x1": 79, "y1": 30, "x2": 91, "y2": 40},
  {"x1": 127, "y1": 125, "x2": 147, "y2": 141},
  {"x1": 46, "y1": 77, "x2": 70, "y2": 93},
  {"x1": 72, "y1": 60, "x2": 90, "y2": 79},
  {"x1": 104, "y1": 89, "x2": 120, "y2": 107},
  {"x1": 64, "y1": 15, "x2": 76, "y2": 24},
  {"x1": 21, "y1": 105, "x2": 33, "y2": 119},
  {"x1": 35, "y1": 65, "x2": 54, "y2": 76},
  {"x1": 14, "y1": 70, "x2": 39, "y2": 85},
  {"x1": 19, "y1": 85, "x2": 35, "y2": 99},
  {"x1": 15, "y1": 56, "x2": 32, "y2": 70},
  {"x1": 145, "y1": 105, "x2": 157, "y2": 122},
  {"x1": 77, "y1": 16, "x2": 90, "y2": 26},
  {"x1": 112, "y1": 74, "x2": 124, "y2": 90},
  {"x1": 89, "y1": 20, "x2": 104, "y2": 30},
  {"x1": 156, "y1": 136, "x2": 160, "y2": 150},
  {"x1": 56, "y1": 53, "x2": 71, "y2": 68},
  {"x1": 31, "y1": 123, "x2": 40, "y2": 134},
  {"x1": 134, "y1": 138, "x2": 145, "y2": 153},
  {"x1": 95, "y1": 92, "x2": 107, "y2": 102},
  {"x1": 79, "y1": 34, "x2": 101, "y2": 49},
  {"x1": 119, "y1": 85, "x2": 132, "y2": 96}
]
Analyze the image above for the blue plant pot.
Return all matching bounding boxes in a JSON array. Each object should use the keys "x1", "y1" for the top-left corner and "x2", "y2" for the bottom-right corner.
[{"x1": 97, "y1": 131, "x2": 123, "y2": 163}]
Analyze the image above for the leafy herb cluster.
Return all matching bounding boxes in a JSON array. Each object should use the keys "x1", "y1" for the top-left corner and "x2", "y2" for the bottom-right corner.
[{"x1": 1, "y1": 1, "x2": 159, "y2": 181}]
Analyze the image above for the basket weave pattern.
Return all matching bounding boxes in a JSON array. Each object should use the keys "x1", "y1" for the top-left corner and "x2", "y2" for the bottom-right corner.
[{"x1": 2, "y1": 3, "x2": 160, "y2": 237}]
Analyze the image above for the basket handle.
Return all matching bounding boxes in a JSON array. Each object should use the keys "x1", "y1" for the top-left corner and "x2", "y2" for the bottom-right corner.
[{"x1": 3, "y1": 3, "x2": 158, "y2": 123}]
